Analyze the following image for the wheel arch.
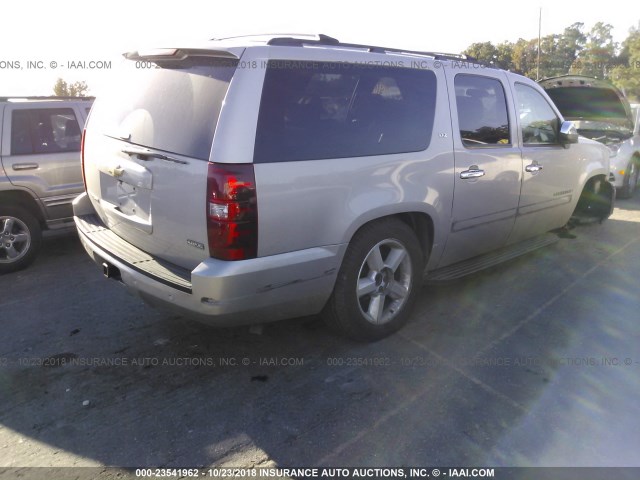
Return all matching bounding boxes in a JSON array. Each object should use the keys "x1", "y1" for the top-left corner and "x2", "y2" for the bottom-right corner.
[
  {"x1": 574, "y1": 173, "x2": 615, "y2": 220},
  {"x1": 344, "y1": 210, "x2": 435, "y2": 270},
  {"x1": 0, "y1": 189, "x2": 47, "y2": 227}
]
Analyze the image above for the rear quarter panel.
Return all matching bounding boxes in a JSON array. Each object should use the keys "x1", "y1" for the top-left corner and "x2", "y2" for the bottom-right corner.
[{"x1": 221, "y1": 48, "x2": 455, "y2": 269}]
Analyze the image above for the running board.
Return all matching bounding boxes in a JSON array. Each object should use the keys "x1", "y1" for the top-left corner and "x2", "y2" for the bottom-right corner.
[
  {"x1": 46, "y1": 217, "x2": 76, "y2": 230},
  {"x1": 425, "y1": 234, "x2": 559, "y2": 282}
]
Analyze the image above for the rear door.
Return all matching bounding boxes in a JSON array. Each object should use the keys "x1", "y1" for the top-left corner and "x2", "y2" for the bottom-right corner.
[
  {"x1": 1, "y1": 102, "x2": 87, "y2": 219},
  {"x1": 83, "y1": 55, "x2": 239, "y2": 270},
  {"x1": 438, "y1": 70, "x2": 522, "y2": 266}
]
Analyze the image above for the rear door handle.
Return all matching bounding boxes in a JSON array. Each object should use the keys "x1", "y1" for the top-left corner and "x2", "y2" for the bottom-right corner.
[
  {"x1": 12, "y1": 163, "x2": 39, "y2": 171},
  {"x1": 525, "y1": 163, "x2": 543, "y2": 173},
  {"x1": 460, "y1": 166, "x2": 485, "y2": 179}
]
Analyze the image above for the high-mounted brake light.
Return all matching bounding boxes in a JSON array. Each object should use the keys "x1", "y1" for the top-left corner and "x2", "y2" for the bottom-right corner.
[
  {"x1": 81, "y1": 128, "x2": 87, "y2": 192},
  {"x1": 206, "y1": 163, "x2": 258, "y2": 260}
]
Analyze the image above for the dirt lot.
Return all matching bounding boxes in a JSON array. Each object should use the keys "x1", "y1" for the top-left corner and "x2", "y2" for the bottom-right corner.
[{"x1": 1, "y1": 198, "x2": 639, "y2": 473}]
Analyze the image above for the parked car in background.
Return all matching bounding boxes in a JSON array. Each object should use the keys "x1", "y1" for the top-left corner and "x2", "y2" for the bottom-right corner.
[
  {"x1": 74, "y1": 34, "x2": 613, "y2": 341},
  {"x1": 541, "y1": 76, "x2": 640, "y2": 198},
  {"x1": 0, "y1": 96, "x2": 93, "y2": 273}
]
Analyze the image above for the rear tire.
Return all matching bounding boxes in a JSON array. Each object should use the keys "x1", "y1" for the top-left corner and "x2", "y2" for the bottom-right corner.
[
  {"x1": 0, "y1": 206, "x2": 42, "y2": 274},
  {"x1": 323, "y1": 218, "x2": 424, "y2": 342}
]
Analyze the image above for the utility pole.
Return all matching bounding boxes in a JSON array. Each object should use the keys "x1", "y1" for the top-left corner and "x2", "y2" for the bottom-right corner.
[{"x1": 536, "y1": 7, "x2": 542, "y2": 80}]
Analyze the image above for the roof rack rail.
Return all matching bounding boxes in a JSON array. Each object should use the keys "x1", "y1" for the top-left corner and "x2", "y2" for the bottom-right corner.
[
  {"x1": 266, "y1": 34, "x2": 478, "y2": 63},
  {"x1": 211, "y1": 33, "x2": 322, "y2": 42},
  {"x1": 0, "y1": 95, "x2": 95, "y2": 102},
  {"x1": 267, "y1": 34, "x2": 341, "y2": 47}
]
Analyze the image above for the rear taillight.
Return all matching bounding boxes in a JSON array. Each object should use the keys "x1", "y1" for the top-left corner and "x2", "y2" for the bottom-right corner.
[
  {"x1": 206, "y1": 163, "x2": 258, "y2": 260},
  {"x1": 80, "y1": 128, "x2": 87, "y2": 192}
]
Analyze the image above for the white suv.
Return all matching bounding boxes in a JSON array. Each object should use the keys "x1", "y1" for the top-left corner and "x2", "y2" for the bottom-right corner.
[
  {"x1": 74, "y1": 34, "x2": 612, "y2": 340},
  {"x1": 541, "y1": 76, "x2": 640, "y2": 198}
]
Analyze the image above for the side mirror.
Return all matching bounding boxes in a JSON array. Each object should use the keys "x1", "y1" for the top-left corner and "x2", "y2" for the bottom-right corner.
[{"x1": 559, "y1": 121, "x2": 579, "y2": 146}]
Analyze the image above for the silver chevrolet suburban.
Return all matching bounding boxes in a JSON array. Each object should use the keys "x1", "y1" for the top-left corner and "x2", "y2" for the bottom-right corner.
[
  {"x1": 1, "y1": 96, "x2": 93, "y2": 273},
  {"x1": 74, "y1": 34, "x2": 613, "y2": 340}
]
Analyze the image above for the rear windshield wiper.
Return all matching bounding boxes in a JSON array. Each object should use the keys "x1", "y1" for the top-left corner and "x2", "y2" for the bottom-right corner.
[{"x1": 121, "y1": 146, "x2": 188, "y2": 165}]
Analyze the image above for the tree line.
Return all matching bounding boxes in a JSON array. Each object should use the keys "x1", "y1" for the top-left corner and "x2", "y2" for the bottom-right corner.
[
  {"x1": 463, "y1": 21, "x2": 640, "y2": 101},
  {"x1": 53, "y1": 78, "x2": 89, "y2": 97}
]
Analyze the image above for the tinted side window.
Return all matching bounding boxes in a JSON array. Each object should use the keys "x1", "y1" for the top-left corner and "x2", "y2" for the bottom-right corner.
[
  {"x1": 515, "y1": 83, "x2": 559, "y2": 145},
  {"x1": 10, "y1": 111, "x2": 34, "y2": 155},
  {"x1": 454, "y1": 75, "x2": 510, "y2": 147},
  {"x1": 254, "y1": 62, "x2": 437, "y2": 162},
  {"x1": 11, "y1": 108, "x2": 81, "y2": 155}
]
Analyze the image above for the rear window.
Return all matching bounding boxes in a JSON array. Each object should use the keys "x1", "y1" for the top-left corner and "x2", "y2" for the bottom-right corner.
[
  {"x1": 254, "y1": 61, "x2": 437, "y2": 163},
  {"x1": 545, "y1": 87, "x2": 628, "y2": 120},
  {"x1": 88, "y1": 57, "x2": 237, "y2": 160}
]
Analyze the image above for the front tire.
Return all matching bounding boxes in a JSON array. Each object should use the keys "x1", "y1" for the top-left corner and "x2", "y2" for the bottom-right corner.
[
  {"x1": 324, "y1": 218, "x2": 424, "y2": 341},
  {"x1": 0, "y1": 206, "x2": 42, "y2": 274},
  {"x1": 573, "y1": 176, "x2": 615, "y2": 223}
]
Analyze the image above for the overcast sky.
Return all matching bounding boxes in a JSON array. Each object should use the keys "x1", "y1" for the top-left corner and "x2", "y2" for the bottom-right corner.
[{"x1": 1, "y1": 0, "x2": 638, "y2": 96}]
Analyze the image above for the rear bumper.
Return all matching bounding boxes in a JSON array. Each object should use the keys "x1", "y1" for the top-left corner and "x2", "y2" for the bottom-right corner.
[{"x1": 73, "y1": 193, "x2": 345, "y2": 326}]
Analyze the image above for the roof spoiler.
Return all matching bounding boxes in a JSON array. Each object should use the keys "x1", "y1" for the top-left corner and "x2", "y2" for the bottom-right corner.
[{"x1": 124, "y1": 48, "x2": 239, "y2": 61}]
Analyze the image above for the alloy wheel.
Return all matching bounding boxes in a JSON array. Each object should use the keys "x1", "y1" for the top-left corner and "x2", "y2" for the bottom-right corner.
[
  {"x1": 0, "y1": 216, "x2": 32, "y2": 264},
  {"x1": 356, "y1": 239, "x2": 412, "y2": 325}
]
